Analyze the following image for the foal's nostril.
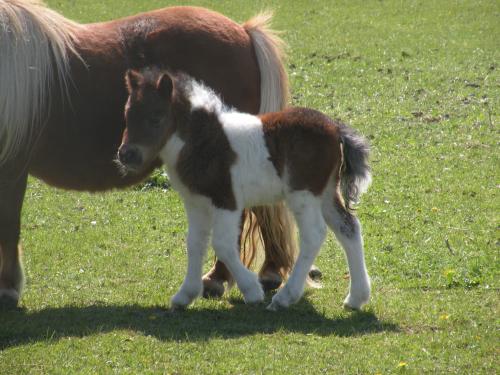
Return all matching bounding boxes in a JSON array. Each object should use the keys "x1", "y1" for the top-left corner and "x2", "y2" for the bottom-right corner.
[{"x1": 118, "y1": 145, "x2": 142, "y2": 166}]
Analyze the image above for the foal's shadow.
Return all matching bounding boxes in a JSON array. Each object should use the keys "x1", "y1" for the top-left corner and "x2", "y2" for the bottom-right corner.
[{"x1": 0, "y1": 297, "x2": 399, "y2": 349}]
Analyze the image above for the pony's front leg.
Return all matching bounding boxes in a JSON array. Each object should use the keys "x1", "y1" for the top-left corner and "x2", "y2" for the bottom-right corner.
[
  {"x1": 0, "y1": 171, "x2": 27, "y2": 309},
  {"x1": 212, "y1": 209, "x2": 264, "y2": 304},
  {"x1": 268, "y1": 192, "x2": 326, "y2": 311},
  {"x1": 171, "y1": 202, "x2": 212, "y2": 309}
]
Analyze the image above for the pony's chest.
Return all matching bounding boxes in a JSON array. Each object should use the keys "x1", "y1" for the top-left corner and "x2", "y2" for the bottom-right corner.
[{"x1": 159, "y1": 135, "x2": 188, "y2": 193}]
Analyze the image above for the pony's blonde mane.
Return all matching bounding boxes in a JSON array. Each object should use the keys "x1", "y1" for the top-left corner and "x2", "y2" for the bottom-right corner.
[{"x1": 0, "y1": 0, "x2": 82, "y2": 166}]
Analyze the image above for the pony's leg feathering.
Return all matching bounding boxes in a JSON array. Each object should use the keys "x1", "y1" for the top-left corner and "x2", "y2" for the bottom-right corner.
[{"x1": 171, "y1": 202, "x2": 212, "y2": 309}]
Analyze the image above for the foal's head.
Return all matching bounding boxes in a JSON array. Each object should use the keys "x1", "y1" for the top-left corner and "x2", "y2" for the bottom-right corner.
[{"x1": 117, "y1": 69, "x2": 176, "y2": 174}]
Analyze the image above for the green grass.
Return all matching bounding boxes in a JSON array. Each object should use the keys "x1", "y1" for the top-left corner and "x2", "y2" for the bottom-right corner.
[{"x1": 1, "y1": 0, "x2": 499, "y2": 373}]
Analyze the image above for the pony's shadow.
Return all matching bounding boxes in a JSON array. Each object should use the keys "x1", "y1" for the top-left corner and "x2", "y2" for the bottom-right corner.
[{"x1": 0, "y1": 297, "x2": 399, "y2": 349}]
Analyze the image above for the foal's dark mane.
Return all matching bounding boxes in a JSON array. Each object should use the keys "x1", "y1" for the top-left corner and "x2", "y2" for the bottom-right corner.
[{"x1": 136, "y1": 68, "x2": 231, "y2": 130}]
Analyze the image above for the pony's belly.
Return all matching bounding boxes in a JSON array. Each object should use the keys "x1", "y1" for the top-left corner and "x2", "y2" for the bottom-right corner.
[{"x1": 235, "y1": 166, "x2": 284, "y2": 208}]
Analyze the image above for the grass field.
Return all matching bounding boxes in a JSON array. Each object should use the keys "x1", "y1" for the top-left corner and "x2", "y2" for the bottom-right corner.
[{"x1": 1, "y1": 0, "x2": 499, "y2": 373}]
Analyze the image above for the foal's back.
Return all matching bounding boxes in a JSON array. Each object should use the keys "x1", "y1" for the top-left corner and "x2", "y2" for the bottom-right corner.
[
  {"x1": 216, "y1": 107, "x2": 343, "y2": 208},
  {"x1": 259, "y1": 107, "x2": 343, "y2": 195}
]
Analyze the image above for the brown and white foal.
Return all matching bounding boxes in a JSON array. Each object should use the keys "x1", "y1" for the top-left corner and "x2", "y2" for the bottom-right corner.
[{"x1": 117, "y1": 68, "x2": 372, "y2": 311}]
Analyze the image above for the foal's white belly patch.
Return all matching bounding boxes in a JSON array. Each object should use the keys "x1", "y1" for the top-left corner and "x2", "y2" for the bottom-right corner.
[{"x1": 219, "y1": 112, "x2": 284, "y2": 207}]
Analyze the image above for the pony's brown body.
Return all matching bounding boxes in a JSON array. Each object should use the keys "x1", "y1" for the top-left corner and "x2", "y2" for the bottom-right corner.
[
  {"x1": 0, "y1": 3, "x2": 295, "y2": 307},
  {"x1": 30, "y1": 7, "x2": 261, "y2": 189}
]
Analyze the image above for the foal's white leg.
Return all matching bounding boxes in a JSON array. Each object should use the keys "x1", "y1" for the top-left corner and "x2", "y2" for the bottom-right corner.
[
  {"x1": 267, "y1": 192, "x2": 327, "y2": 311},
  {"x1": 212, "y1": 209, "x2": 264, "y2": 304},
  {"x1": 171, "y1": 202, "x2": 212, "y2": 309},
  {"x1": 322, "y1": 198, "x2": 370, "y2": 310}
]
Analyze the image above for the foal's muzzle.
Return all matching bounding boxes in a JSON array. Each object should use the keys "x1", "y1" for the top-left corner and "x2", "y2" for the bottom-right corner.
[{"x1": 117, "y1": 144, "x2": 143, "y2": 170}]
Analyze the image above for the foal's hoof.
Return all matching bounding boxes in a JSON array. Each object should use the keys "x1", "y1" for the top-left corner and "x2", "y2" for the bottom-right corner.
[
  {"x1": 242, "y1": 286, "x2": 264, "y2": 305},
  {"x1": 266, "y1": 296, "x2": 288, "y2": 311},
  {"x1": 0, "y1": 289, "x2": 20, "y2": 310},
  {"x1": 308, "y1": 265, "x2": 323, "y2": 281},
  {"x1": 343, "y1": 303, "x2": 361, "y2": 312},
  {"x1": 266, "y1": 300, "x2": 281, "y2": 312},
  {"x1": 259, "y1": 271, "x2": 282, "y2": 292},
  {"x1": 343, "y1": 291, "x2": 370, "y2": 311},
  {"x1": 170, "y1": 303, "x2": 188, "y2": 312},
  {"x1": 202, "y1": 278, "x2": 225, "y2": 299}
]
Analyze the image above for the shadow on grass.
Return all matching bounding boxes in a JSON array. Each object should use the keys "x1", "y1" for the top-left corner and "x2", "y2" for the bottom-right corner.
[{"x1": 0, "y1": 298, "x2": 399, "y2": 349}]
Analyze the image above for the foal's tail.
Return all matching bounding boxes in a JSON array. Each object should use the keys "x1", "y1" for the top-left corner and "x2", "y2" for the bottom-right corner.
[
  {"x1": 243, "y1": 12, "x2": 289, "y2": 113},
  {"x1": 339, "y1": 125, "x2": 372, "y2": 209}
]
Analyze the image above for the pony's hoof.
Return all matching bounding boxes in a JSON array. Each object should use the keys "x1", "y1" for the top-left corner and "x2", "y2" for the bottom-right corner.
[
  {"x1": 0, "y1": 289, "x2": 20, "y2": 310},
  {"x1": 343, "y1": 302, "x2": 361, "y2": 311},
  {"x1": 267, "y1": 292, "x2": 289, "y2": 311},
  {"x1": 202, "y1": 278, "x2": 225, "y2": 299},
  {"x1": 170, "y1": 303, "x2": 187, "y2": 312},
  {"x1": 308, "y1": 265, "x2": 323, "y2": 280},
  {"x1": 242, "y1": 285, "x2": 264, "y2": 304},
  {"x1": 266, "y1": 300, "x2": 282, "y2": 311},
  {"x1": 259, "y1": 271, "x2": 282, "y2": 292},
  {"x1": 343, "y1": 292, "x2": 370, "y2": 311},
  {"x1": 266, "y1": 293, "x2": 290, "y2": 311}
]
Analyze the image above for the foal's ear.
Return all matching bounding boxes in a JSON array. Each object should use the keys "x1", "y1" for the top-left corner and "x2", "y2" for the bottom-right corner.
[
  {"x1": 156, "y1": 73, "x2": 173, "y2": 99},
  {"x1": 125, "y1": 70, "x2": 142, "y2": 92}
]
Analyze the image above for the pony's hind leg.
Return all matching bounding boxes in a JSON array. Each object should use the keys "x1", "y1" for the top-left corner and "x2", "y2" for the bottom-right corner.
[
  {"x1": 171, "y1": 201, "x2": 213, "y2": 309},
  {"x1": 322, "y1": 196, "x2": 370, "y2": 310},
  {"x1": 0, "y1": 172, "x2": 27, "y2": 309},
  {"x1": 267, "y1": 192, "x2": 326, "y2": 311},
  {"x1": 253, "y1": 204, "x2": 295, "y2": 291},
  {"x1": 212, "y1": 209, "x2": 264, "y2": 304},
  {"x1": 201, "y1": 260, "x2": 231, "y2": 298}
]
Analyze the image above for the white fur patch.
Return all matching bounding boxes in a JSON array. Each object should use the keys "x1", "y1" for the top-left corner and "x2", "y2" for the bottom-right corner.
[
  {"x1": 158, "y1": 133, "x2": 186, "y2": 192},
  {"x1": 187, "y1": 80, "x2": 224, "y2": 114},
  {"x1": 218, "y1": 111, "x2": 284, "y2": 208}
]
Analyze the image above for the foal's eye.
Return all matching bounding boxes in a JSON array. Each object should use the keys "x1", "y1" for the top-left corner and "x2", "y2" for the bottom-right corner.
[{"x1": 149, "y1": 115, "x2": 163, "y2": 128}]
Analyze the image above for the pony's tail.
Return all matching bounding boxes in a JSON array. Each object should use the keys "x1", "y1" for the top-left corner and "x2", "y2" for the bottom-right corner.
[
  {"x1": 339, "y1": 125, "x2": 372, "y2": 209},
  {"x1": 0, "y1": 0, "x2": 81, "y2": 167},
  {"x1": 241, "y1": 12, "x2": 296, "y2": 280},
  {"x1": 243, "y1": 11, "x2": 289, "y2": 113}
]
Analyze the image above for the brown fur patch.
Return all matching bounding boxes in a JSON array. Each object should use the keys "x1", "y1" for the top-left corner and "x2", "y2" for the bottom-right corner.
[
  {"x1": 260, "y1": 107, "x2": 343, "y2": 195},
  {"x1": 175, "y1": 108, "x2": 238, "y2": 210},
  {"x1": 28, "y1": 6, "x2": 261, "y2": 191}
]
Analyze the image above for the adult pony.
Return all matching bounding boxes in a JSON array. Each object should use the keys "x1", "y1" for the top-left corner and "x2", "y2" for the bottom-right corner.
[{"x1": 0, "y1": 0, "x2": 297, "y2": 308}]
